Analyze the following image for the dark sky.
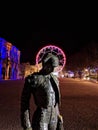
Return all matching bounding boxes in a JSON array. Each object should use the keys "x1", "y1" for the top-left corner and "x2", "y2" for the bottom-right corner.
[{"x1": 0, "y1": 6, "x2": 98, "y2": 64}]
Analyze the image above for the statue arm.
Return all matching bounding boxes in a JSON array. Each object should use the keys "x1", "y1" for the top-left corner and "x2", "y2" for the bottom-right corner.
[{"x1": 20, "y1": 77, "x2": 32, "y2": 129}]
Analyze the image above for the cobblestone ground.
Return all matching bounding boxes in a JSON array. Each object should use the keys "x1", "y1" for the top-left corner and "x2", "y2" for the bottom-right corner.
[
  {"x1": 0, "y1": 78, "x2": 98, "y2": 130},
  {"x1": 60, "y1": 78, "x2": 98, "y2": 130}
]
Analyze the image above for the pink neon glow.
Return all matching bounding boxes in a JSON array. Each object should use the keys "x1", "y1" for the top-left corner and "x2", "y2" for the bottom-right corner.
[{"x1": 36, "y1": 45, "x2": 66, "y2": 72}]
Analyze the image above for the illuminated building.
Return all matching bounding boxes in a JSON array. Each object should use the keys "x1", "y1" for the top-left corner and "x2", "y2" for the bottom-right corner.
[
  {"x1": 19, "y1": 62, "x2": 38, "y2": 79},
  {"x1": 0, "y1": 37, "x2": 20, "y2": 80}
]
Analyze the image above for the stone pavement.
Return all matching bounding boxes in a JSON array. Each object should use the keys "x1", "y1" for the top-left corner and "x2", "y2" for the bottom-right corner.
[{"x1": 0, "y1": 79, "x2": 98, "y2": 130}]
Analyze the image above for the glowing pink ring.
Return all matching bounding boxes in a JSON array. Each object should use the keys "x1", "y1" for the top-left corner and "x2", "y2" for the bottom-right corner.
[{"x1": 36, "y1": 45, "x2": 66, "y2": 72}]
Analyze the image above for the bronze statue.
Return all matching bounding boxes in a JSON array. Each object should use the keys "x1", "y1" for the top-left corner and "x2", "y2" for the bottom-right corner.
[{"x1": 20, "y1": 53, "x2": 63, "y2": 130}]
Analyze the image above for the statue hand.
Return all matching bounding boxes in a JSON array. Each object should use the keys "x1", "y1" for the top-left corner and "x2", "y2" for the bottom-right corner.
[{"x1": 58, "y1": 114, "x2": 63, "y2": 123}]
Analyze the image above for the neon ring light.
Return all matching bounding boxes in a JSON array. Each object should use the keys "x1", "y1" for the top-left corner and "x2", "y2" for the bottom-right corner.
[{"x1": 36, "y1": 45, "x2": 66, "y2": 72}]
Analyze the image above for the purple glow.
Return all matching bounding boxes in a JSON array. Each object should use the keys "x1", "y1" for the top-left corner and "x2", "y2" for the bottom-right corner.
[{"x1": 36, "y1": 44, "x2": 66, "y2": 72}]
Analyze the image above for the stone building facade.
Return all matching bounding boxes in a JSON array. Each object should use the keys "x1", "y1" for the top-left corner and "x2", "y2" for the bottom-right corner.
[{"x1": 0, "y1": 37, "x2": 20, "y2": 80}]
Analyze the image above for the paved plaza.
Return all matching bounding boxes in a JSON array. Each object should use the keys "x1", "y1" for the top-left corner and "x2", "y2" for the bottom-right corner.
[{"x1": 0, "y1": 78, "x2": 98, "y2": 130}]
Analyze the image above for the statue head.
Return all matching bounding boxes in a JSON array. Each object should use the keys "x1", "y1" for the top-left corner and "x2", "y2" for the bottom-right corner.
[{"x1": 42, "y1": 53, "x2": 59, "y2": 67}]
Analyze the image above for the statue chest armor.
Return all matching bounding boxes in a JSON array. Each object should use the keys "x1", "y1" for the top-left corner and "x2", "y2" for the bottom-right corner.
[
  {"x1": 47, "y1": 79, "x2": 56, "y2": 106},
  {"x1": 30, "y1": 75, "x2": 56, "y2": 108}
]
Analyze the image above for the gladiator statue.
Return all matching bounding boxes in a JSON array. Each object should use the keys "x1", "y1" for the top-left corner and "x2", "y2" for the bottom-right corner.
[{"x1": 20, "y1": 53, "x2": 63, "y2": 130}]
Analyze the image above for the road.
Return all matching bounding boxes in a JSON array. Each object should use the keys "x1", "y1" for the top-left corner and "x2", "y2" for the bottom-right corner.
[{"x1": 0, "y1": 78, "x2": 98, "y2": 130}]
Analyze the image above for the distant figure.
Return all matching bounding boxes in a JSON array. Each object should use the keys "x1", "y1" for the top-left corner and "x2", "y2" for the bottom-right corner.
[{"x1": 20, "y1": 53, "x2": 63, "y2": 130}]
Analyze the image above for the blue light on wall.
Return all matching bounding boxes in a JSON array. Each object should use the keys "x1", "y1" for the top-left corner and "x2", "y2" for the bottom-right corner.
[
  {"x1": 0, "y1": 37, "x2": 20, "y2": 80},
  {"x1": 10, "y1": 46, "x2": 18, "y2": 63},
  {"x1": 0, "y1": 38, "x2": 7, "y2": 59},
  {"x1": 1, "y1": 46, "x2": 7, "y2": 59},
  {"x1": 0, "y1": 63, "x2": 2, "y2": 78}
]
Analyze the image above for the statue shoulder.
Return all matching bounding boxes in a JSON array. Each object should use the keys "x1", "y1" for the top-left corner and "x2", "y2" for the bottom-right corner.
[
  {"x1": 51, "y1": 73, "x2": 59, "y2": 80},
  {"x1": 51, "y1": 73, "x2": 59, "y2": 84},
  {"x1": 24, "y1": 72, "x2": 37, "y2": 83},
  {"x1": 25, "y1": 72, "x2": 45, "y2": 85}
]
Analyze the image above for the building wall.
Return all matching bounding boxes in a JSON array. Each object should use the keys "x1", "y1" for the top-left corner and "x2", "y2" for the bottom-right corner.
[
  {"x1": 18, "y1": 62, "x2": 38, "y2": 79},
  {"x1": 0, "y1": 37, "x2": 20, "y2": 80}
]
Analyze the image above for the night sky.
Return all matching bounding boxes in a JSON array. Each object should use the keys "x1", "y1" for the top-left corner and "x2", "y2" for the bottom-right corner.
[{"x1": 0, "y1": 7, "x2": 98, "y2": 64}]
